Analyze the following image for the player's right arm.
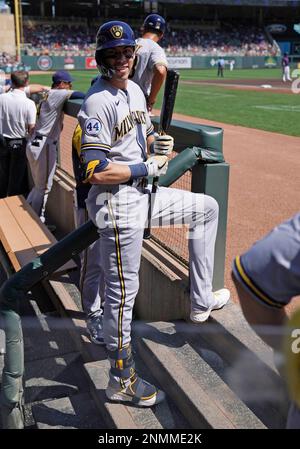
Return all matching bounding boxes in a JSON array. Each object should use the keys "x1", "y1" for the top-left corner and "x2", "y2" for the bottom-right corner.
[
  {"x1": 147, "y1": 64, "x2": 167, "y2": 112},
  {"x1": 25, "y1": 84, "x2": 50, "y2": 95},
  {"x1": 78, "y1": 98, "x2": 168, "y2": 185},
  {"x1": 147, "y1": 44, "x2": 168, "y2": 111},
  {"x1": 78, "y1": 102, "x2": 131, "y2": 184}
]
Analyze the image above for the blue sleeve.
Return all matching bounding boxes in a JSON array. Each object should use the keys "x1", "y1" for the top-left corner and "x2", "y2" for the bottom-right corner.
[
  {"x1": 80, "y1": 147, "x2": 109, "y2": 182},
  {"x1": 70, "y1": 91, "x2": 86, "y2": 100},
  {"x1": 233, "y1": 213, "x2": 300, "y2": 308}
]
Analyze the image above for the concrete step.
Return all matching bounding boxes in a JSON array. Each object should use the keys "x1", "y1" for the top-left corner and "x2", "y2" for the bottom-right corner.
[
  {"x1": 0, "y1": 281, "x2": 94, "y2": 429},
  {"x1": 84, "y1": 358, "x2": 189, "y2": 430},
  {"x1": 22, "y1": 300, "x2": 79, "y2": 363},
  {"x1": 32, "y1": 392, "x2": 105, "y2": 429},
  {"x1": 44, "y1": 278, "x2": 189, "y2": 429},
  {"x1": 134, "y1": 324, "x2": 265, "y2": 429},
  {"x1": 43, "y1": 274, "x2": 289, "y2": 429},
  {"x1": 188, "y1": 302, "x2": 290, "y2": 428},
  {"x1": 133, "y1": 320, "x2": 289, "y2": 429},
  {"x1": 24, "y1": 351, "x2": 88, "y2": 404}
]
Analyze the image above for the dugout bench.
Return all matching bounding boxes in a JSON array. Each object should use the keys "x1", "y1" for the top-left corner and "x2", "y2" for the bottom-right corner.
[{"x1": 0, "y1": 195, "x2": 76, "y2": 277}]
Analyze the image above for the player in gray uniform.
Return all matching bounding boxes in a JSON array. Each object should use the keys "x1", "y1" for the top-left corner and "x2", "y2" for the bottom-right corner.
[
  {"x1": 130, "y1": 14, "x2": 168, "y2": 113},
  {"x1": 26, "y1": 70, "x2": 85, "y2": 223},
  {"x1": 232, "y1": 212, "x2": 300, "y2": 428},
  {"x1": 78, "y1": 21, "x2": 230, "y2": 407}
]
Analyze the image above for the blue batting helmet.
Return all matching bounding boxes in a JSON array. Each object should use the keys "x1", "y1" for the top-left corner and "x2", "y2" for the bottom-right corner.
[
  {"x1": 96, "y1": 21, "x2": 136, "y2": 51},
  {"x1": 143, "y1": 14, "x2": 166, "y2": 34},
  {"x1": 95, "y1": 21, "x2": 136, "y2": 78}
]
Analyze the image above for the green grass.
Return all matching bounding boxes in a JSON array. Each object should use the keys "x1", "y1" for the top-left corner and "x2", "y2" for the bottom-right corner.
[
  {"x1": 160, "y1": 84, "x2": 300, "y2": 136},
  {"x1": 29, "y1": 69, "x2": 300, "y2": 136},
  {"x1": 176, "y1": 67, "x2": 283, "y2": 80},
  {"x1": 29, "y1": 70, "x2": 99, "y2": 93}
]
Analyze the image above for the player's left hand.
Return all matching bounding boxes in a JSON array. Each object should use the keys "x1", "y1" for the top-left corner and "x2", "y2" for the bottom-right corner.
[{"x1": 153, "y1": 134, "x2": 174, "y2": 155}]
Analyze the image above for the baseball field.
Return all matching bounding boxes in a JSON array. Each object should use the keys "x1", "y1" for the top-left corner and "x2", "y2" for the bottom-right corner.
[{"x1": 30, "y1": 68, "x2": 300, "y2": 136}]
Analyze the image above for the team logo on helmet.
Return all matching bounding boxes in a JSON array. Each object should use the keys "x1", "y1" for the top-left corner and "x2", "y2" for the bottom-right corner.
[{"x1": 110, "y1": 25, "x2": 123, "y2": 39}]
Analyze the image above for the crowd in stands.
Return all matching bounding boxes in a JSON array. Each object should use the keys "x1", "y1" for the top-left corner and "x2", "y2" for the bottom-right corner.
[
  {"x1": 0, "y1": 52, "x2": 17, "y2": 67},
  {"x1": 23, "y1": 23, "x2": 95, "y2": 57},
  {"x1": 22, "y1": 21, "x2": 279, "y2": 57},
  {"x1": 163, "y1": 25, "x2": 278, "y2": 57}
]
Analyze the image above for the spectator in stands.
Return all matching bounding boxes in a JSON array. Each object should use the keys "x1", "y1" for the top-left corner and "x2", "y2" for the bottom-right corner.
[
  {"x1": 282, "y1": 52, "x2": 292, "y2": 82},
  {"x1": 0, "y1": 73, "x2": 10, "y2": 94},
  {"x1": 26, "y1": 70, "x2": 85, "y2": 225},
  {"x1": 131, "y1": 14, "x2": 168, "y2": 114},
  {"x1": 22, "y1": 21, "x2": 278, "y2": 58},
  {"x1": 0, "y1": 71, "x2": 36, "y2": 198}
]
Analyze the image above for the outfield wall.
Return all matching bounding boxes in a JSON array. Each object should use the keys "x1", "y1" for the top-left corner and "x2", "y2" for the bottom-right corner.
[
  {"x1": 11, "y1": 54, "x2": 288, "y2": 72},
  {"x1": 4, "y1": 54, "x2": 300, "y2": 73}
]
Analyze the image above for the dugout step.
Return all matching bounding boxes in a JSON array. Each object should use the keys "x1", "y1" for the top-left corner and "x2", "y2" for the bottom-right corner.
[
  {"x1": 32, "y1": 392, "x2": 105, "y2": 429},
  {"x1": 0, "y1": 275, "x2": 102, "y2": 429},
  {"x1": 41, "y1": 276, "x2": 190, "y2": 429},
  {"x1": 134, "y1": 326, "x2": 264, "y2": 429},
  {"x1": 133, "y1": 319, "x2": 288, "y2": 429},
  {"x1": 33, "y1": 266, "x2": 288, "y2": 429},
  {"x1": 84, "y1": 358, "x2": 189, "y2": 430}
]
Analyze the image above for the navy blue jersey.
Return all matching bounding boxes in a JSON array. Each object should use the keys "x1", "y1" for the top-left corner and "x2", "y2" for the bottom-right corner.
[{"x1": 72, "y1": 123, "x2": 92, "y2": 209}]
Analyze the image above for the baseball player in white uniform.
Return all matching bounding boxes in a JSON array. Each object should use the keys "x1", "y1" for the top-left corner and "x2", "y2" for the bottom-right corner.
[
  {"x1": 26, "y1": 70, "x2": 85, "y2": 223},
  {"x1": 78, "y1": 21, "x2": 230, "y2": 407},
  {"x1": 130, "y1": 14, "x2": 168, "y2": 113}
]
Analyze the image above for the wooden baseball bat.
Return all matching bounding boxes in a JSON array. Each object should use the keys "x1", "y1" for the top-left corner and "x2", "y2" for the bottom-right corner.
[{"x1": 143, "y1": 69, "x2": 180, "y2": 239}]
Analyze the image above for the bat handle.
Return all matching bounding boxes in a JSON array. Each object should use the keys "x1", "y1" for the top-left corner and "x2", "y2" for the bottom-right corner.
[
  {"x1": 143, "y1": 175, "x2": 159, "y2": 240},
  {"x1": 143, "y1": 130, "x2": 167, "y2": 239}
]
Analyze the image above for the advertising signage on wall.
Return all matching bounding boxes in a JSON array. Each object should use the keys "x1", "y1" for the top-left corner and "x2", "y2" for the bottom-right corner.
[
  {"x1": 264, "y1": 56, "x2": 277, "y2": 67},
  {"x1": 37, "y1": 55, "x2": 53, "y2": 71},
  {"x1": 267, "y1": 24, "x2": 287, "y2": 34},
  {"x1": 85, "y1": 57, "x2": 97, "y2": 69},
  {"x1": 167, "y1": 57, "x2": 191, "y2": 69}
]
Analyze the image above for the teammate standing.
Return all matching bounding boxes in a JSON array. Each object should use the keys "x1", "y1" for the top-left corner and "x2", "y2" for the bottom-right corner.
[
  {"x1": 130, "y1": 14, "x2": 168, "y2": 113},
  {"x1": 78, "y1": 20, "x2": 230, "y2": 407},
  {"x1": 72, "y1": 122, "x2": 105, "y2": 345},
  {"x1": 0, "y1": 71, "x2": 36, "y2": 198},
  {"x1": 232, "y1": 212, "x2": 300, "y2": 428},
  {"x1": 26, "y1": 70, "x2": 85, "y2": 224}
]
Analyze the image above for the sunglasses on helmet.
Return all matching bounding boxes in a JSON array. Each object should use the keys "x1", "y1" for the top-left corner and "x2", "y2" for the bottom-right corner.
[{"x1": 103, "y1": 47, "x2": 135, "y2": 60}]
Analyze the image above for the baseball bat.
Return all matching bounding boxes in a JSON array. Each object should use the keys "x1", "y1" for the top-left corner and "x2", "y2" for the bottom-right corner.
[{"x1": 143, "y1": 69, "x2": 180, "y2": 239}]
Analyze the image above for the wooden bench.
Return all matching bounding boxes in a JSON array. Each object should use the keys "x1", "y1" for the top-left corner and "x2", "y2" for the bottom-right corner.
[{"x1": 0, "y1": 195, "x2": 77, "y2": 277}]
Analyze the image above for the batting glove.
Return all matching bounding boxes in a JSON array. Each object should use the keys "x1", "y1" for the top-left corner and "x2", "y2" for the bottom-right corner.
[
  {"x1": 144, "y1": 155, "x2": 168, "y2": 177},
  {"x1": 153, "y1": 134, "x2": 174, "y2": 155}
]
